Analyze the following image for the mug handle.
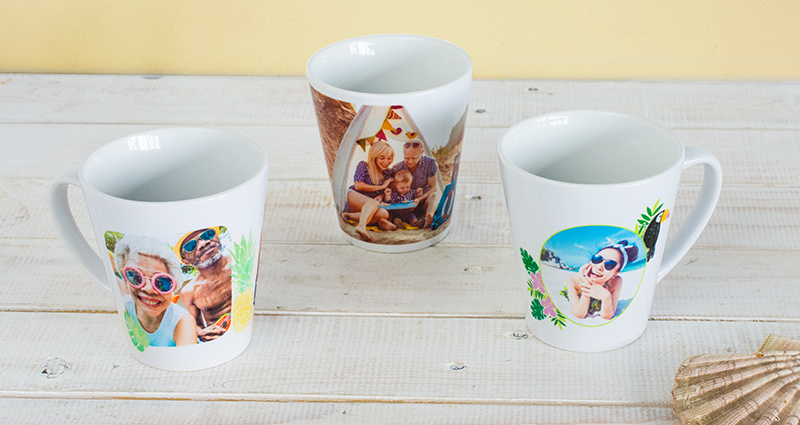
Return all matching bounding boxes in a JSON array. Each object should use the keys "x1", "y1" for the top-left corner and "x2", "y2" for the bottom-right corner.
[
  {"x1": 657, "y1": 147, "x2": 723, "y2": 282},
  {"x1": 48, "y1": 169, "x2": 112, "y2": 296}
]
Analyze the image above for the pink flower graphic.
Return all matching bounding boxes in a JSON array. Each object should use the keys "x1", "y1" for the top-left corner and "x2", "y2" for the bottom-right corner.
[
  {"x1": 542, "y1": 297, "x2": 557, "y2": 318},
  {"x1": 530, "y1": 272, "x2": 544, "y2": 292}
]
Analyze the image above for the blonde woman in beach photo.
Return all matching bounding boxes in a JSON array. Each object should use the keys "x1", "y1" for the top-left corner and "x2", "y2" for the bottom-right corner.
[{"x1": 342, "y1": 141, "x2": 397, "y2": 241}]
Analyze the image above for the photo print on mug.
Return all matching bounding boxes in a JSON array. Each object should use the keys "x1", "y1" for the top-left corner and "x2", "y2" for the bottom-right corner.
[
  {"x1": 522, "y1": 199, "x2": 669, "y2": 329},
  {"x1": 104, "y1": 226, "x2": 259, "y2": 352},
  {"x1": 499, "y1": 110, "x2": 720, "y2": 351},
  {"x1": 539, "y1": 226, "x2": 645, "y2": 328},
  {"x1": 312, "y1": 88, "x2": 467, "y2": 246}
]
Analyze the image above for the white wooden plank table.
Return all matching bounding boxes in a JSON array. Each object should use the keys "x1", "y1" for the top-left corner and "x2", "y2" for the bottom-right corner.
[{"x1": 1, "y1": 75, "x2": 799, "y2": 424}]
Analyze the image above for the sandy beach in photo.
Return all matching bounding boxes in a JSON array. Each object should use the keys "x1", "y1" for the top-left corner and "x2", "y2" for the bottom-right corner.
[
  {"x1": 541, "y1": 264, "x2": 644, "y2": 326},
  {"x1": 338, "y1": 215, "x2": 447, "y2": 245}
]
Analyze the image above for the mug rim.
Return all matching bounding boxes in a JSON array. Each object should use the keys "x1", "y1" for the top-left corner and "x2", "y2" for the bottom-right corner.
[
  {"x1": 79, "y1": 127, "x2": 268, "y2": 205},
  {"x1": 497, "y1": 110, "x2": 686, "y2": 188},
  {"x1": 306, "y1": 33, "x2": 473, "y2": 100}
]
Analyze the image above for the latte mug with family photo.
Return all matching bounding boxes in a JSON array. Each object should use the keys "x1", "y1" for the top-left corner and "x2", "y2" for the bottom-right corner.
[
  {"x1": 498, "y1": 111, "x2": 723, "y2": 352},
  {"x1": 49, "y1": 128, "x2": 268, "y2": 370},
  {"x1": 307, "y1": 34, "x2": 472, "y2": 252}
]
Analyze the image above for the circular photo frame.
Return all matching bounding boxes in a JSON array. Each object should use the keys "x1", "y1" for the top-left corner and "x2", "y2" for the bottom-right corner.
[{"x1": 540, "y1": 225, "x2": 646, "y2": 327}]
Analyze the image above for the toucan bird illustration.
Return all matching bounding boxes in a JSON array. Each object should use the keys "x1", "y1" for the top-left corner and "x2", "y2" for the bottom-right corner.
[{"x1": 643, "y1": 209, "x2": 669, "y2": 261}]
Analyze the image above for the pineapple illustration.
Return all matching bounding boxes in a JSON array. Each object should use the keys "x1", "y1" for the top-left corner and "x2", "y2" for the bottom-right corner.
[{"x1": 230, "y1": 232, "x2": 258, "y2": 332}]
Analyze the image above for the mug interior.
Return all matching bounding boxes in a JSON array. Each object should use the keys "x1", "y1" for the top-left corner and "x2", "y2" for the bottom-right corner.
[
  {"x1": 499, "y1": 111, "x2": 683, "y2": 184},
  {"x1": 307, "y1": 34, "x2": 472, "y2": 94},
  {"x1": 82, "y1": 128, "x2": 266, "y2": 202}
]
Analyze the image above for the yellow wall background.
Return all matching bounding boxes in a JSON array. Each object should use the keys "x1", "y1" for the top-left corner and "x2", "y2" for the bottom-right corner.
[{"x1": 1, "y1": 0, "x2": 798, "y2": 80}]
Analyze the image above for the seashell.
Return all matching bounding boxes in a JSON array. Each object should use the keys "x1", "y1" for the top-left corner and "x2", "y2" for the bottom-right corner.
[
  {"x1": 761, "y1": 335, "x2": 800, "y2": 353},
  {"x1": 672, "y1": 335, "x2": 800, "y2": 425}
]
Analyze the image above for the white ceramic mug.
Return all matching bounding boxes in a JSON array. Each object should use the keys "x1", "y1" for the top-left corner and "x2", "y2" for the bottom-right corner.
[
  {"x1": 307, "y1": 34, "x2": 472, "y2": 252},
  {"x1": 498, "y1": 111, "x2": 722, "y2": 352},
  {"x1": 49, "y1": 128, "x2": 269, "y2": 370}
]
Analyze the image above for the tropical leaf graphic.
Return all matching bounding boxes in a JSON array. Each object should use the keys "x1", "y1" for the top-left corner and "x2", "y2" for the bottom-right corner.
[
  {"x1": 104, "y1": 231, "x2": 124, "y2": 253},
  {"x1": 635, "y1": 199, "x2": 664, "y2": 237},
  {"x1": 520, "y1": 248, "x2": 539, "y2": 274},
  {"x1": 530, "y1": 299, "x2": 546, "y2": 320},
  {"x1": 636, "y1": 199, "x2": 670, "y2": 262},
  {"x1": 124, "y1": 310, "x2": 150, "y2": 352},
  {"x1": 551, "y1": 310, "x2": 567, "y2": 329},
  {"x1": 522, "y1": 247, "x2": 566, "y2": 329}
]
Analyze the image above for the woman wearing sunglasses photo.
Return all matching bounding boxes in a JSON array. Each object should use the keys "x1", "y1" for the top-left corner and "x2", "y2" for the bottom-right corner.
[
  {"x1": 114, "y1": 236, "x2": 198, "y2": 347},
  {"x1": 566, "y1": 241, "x2": 639, "y2": 320}
]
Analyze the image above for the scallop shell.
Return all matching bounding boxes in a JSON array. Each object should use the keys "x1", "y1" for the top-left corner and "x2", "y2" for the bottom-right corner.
[
  {"x1": 672, "y1": 335, "x2": 800, "y2": 425},
  {"x1": 760, "y1": 335, "x2": 800, "y2": 353}
]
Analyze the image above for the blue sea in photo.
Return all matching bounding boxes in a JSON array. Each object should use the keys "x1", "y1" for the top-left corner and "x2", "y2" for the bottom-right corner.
[{"x1": 542, "y1": 225, "x2": 647, "y2": 273}]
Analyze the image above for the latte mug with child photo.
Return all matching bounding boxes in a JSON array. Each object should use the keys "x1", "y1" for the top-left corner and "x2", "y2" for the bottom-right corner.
[
  {"x1": 49, "y1": 128, "x2": 268, "y2": 370},
  {"x1": 498, "y1": 111, "x2": 723, "y2": 352},
  {"x1": 307, "y1": 34, "x2": 472, "y2": 252}
]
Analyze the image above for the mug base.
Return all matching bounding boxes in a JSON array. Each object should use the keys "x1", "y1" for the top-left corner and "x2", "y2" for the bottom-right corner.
[
  {"x1": 127, "y1": 324, "x2": 253, "y2": 371},
  {"x1": 526, "y1": 314, "x2": 648, "y2": 353},
  {"x1": 342, "y1": 225, "x2": 451, "y2": 253}
]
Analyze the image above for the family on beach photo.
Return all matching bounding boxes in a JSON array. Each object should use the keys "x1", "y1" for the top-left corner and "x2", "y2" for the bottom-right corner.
[
  {"x1": 540, "y1": 225, "x2": 647, "y2": 327},
  {"x1": 105, "y1": 226, "x2": 255, "y2": 350},
  {"x1": 309, "y1": 86, "x2": 467, "y2": 246},
  {"x1": 317, "y1": 102, "x2": 465, "y2": 246},
  {"x1": 341, "y1": 138, "x2": 443, "y2": 242}
]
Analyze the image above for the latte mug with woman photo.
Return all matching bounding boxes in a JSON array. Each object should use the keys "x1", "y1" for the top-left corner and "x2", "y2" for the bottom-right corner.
[
  {"x1": 49, "y1": 128, "x2": 268, "y2": 370},
  {"x1": 498, "y1": 111, "x2": 723, "y2": 352},
  {"x1": 307, "y1": 34, "x2": 472, "y2": 252}
]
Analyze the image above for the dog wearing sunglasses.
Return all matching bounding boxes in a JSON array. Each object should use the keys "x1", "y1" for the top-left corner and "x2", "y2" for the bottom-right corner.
[
  {"x1": 178, "y1": 228, "x2": 233, "y2": 342},
  {"x1": 566, "y1": 241, "x2": 639, "y2": 320}
]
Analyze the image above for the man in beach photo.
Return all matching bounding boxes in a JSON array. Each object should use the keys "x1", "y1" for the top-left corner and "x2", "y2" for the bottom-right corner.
[
  {"x1": 177, "y1": 227, "x2": 232, "y2": 342},
  {"x1": 390, "y1": 139, "x2": 439, "y2": 228}
]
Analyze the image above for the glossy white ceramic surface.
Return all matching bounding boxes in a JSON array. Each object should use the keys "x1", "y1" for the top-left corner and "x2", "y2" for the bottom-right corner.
[
  {"x1": 49, "y1": 128, "x2": 269, "y2": 370},
  {"x1": 499, "y1": 111, "x2": 683, "y2": 185},
  {"x1": 307, "y1": 34, "x2": 472, "y2": 97},
  {"x1": 82, "y1": 128, "x2": 265, "y2": 202},
  {"x1": 498, "y1": 111, "x2": 722, "y2": 352}
]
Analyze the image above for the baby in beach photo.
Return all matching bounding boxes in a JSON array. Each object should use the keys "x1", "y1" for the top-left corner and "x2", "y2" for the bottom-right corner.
[{"x1": 376, "y1": 170, "x2": 424, "y2": 228}]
